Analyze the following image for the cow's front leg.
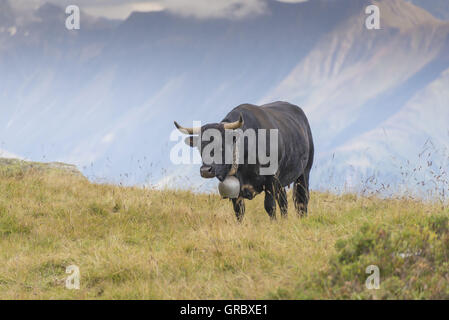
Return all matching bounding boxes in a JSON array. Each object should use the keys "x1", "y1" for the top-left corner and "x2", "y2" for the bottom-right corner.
[
  {"x1": 264, "y1": 183, "x2": 276, "y2": 220},
  {"x1": 232, "y1": 197, "x2": 245, "y2": 222},
  {"x1": 273, "y1": 177, "x2": 288, "y2": 218},
  {"x1": 276, "y1": 186, "x2": 288, "y2": 218}
]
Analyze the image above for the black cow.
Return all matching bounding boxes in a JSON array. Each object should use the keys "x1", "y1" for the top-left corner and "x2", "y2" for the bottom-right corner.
[{"x1": 174, "y1": 101, "x2": 314, "y2": 221}]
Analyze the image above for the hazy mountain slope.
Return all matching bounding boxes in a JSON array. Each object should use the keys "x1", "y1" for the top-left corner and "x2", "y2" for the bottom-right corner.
[
  {"x1": 326, "y1": 65, "x2": 449, "y2": 195},
  {"x1": 265, "y1": 0, "x2": 448, "y2": 146},
  {"x1": 345, "y1": 67, "x2": 449, "y2": 160},
  {"x1": 0, "y1": 0, "x2": 14, "y2": 28},
  {"x1": 1, "y1": 0, "x2": 448, "y2": 191},
  {"x1": 408, "y1": 0, "x2": 449, "y2": 20},
  {"x1": 263, "y1": 0, "x2": 449, "y2": 189},
  {"x1": 0, "y1": 2, "x2": 119, "y2": 161},
  {"x1": 1, "y1": 0, "x2": 365, "y2": 185}
]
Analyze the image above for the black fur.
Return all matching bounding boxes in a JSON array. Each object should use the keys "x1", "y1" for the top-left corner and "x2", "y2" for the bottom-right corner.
[{"x1": 187, "y1": 101, "x2": 314, "y2": 220}]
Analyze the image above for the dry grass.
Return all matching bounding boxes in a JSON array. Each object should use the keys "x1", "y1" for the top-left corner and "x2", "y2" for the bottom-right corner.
[{"x1": 0, "y1": 167, "x2": 447, "y2": 299}]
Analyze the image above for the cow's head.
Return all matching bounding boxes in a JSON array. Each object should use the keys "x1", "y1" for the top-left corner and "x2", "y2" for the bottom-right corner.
[{"x1": 174, "y1": 115, "x2": 244, "y2": 182}]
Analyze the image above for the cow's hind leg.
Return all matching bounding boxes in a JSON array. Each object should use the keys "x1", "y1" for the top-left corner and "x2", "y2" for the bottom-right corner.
[
  {"x1": 232, "y1": 197, "x2": 245, "y2": 222},
  {"x1": 293, "y1": 173, "x2": 309, "y2": 217},
  {"x1": 264, "y1": 182, "x2": 276, "y2": 220},
  {"x1": 274, "y1": 178, "x2": 288, "y2": 218}
]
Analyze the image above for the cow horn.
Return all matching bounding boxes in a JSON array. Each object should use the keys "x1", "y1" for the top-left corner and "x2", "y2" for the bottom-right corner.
[
  {"x1": 223, "y1": 114, "x2": 244, "y2": 130},
  {"x1": 174, "y1": 121, "x2": 201, "y2": 135}
]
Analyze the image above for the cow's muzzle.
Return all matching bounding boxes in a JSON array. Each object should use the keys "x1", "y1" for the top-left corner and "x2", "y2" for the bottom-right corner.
[{"x1": 200, "y1": 165, "x2": 215, "y2": 179}]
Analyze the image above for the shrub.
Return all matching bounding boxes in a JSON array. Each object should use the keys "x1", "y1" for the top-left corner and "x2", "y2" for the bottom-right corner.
[{"x1": 299, "y1": 215, "x2": 449, "y2": 299}]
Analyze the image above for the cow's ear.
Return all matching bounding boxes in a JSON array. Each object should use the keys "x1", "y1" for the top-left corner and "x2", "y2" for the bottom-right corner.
[{"x1": 184, "y1": 136, "x2": 199, "y2": 148}]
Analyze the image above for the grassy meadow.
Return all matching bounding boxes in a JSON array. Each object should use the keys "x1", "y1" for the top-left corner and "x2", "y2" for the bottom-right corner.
[{"x1": 0, "y1": 160, "x2": 448, "y2": 299}]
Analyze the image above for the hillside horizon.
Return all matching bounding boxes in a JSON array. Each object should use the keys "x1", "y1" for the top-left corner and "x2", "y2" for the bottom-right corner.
[{"x1": 0, "y1": 154, "x2": 448, "y2": 299}]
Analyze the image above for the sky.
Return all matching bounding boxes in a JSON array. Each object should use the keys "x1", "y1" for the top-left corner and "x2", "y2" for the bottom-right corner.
[{"x1": 11, "y1": 0, "x2": 307, "y2": 20}]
